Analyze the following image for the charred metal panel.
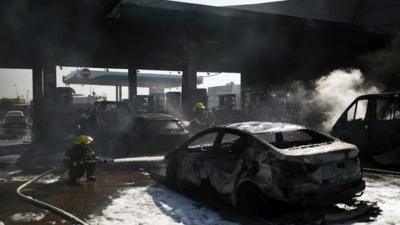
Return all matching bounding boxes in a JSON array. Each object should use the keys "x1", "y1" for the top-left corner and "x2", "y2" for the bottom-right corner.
[{"x1": 169, "y1": 123, "x2": 364, "y2": 207}]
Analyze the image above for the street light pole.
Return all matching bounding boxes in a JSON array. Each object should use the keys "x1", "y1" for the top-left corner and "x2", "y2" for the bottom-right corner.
[
  {"x1": 26, "y1": 90, "x2": 30, "y2": 102},
  {"x1": 14, "y1": 84, "x2": 19, "y2": 98}
]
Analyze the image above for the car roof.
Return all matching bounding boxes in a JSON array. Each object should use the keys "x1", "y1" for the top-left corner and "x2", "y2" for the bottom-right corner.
[
  {"x1": 135, "y1": 113, "x2": 179, "y2": 121},
  {"x1": 355, "y1": 92, "x2": 400, "y2": 99},
  {"x1": 5, "y1": 111, "x2": 24, "y2": 116},
  {"x1": 218, "y1": 121, "x2": 305, "y2": 134},
  {"x1": 6, "y1": 111, "x2": 23, "y2": 114}
]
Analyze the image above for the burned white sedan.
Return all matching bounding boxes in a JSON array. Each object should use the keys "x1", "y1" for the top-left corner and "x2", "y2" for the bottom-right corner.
[{"x1": 165, "y1": 122, "x2": 365, "y2": 211}]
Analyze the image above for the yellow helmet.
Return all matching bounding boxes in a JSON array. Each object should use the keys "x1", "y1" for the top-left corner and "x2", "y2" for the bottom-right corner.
[
  {"x1": 193, "y1": 102, "x2": 206, "y2": 111},
  {"x1": 74, "y1": 135, "x2": 94, "y2": 145}
]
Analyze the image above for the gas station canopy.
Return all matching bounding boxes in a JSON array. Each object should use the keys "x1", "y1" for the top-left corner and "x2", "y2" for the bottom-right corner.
[{"x1": 63, "y1": 69, "x2": 203, "y2": 88}]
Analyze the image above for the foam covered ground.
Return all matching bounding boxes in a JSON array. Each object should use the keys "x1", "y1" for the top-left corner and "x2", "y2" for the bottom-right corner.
[
  {"x1": 339, "y1": 175, "x2": 400, "y2": 225},
  {"x1": 89, "y1": 174, "x2": 400, "y2": 225},
  {"x1": 89, "y1": 186, "x2": 240, "y2": 225}
]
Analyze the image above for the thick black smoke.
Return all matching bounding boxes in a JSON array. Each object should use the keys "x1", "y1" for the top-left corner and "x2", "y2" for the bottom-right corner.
[{"x1": 360, "y1": 33, "x2": 400, "y2": 91}]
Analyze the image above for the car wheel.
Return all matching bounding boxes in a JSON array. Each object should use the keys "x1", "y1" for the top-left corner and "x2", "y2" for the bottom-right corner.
[
  {"x1": 165, "y1": 160, "x2": 178, "y2": 188},
  {"x1": 236, "y1": 183, "x2": 265, "y2": 215}
]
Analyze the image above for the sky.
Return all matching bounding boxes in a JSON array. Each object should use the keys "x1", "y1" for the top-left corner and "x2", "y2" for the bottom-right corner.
[
  {"x1": 0, "y1": 69, "x2": 32, "y2": 101},
  {"x1": 0, "y1": 67, "x2": 240, "y2": 101}
]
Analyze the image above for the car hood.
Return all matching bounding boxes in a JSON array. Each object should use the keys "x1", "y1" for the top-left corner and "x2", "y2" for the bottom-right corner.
[{"x1": 277, "y1": 141, "x2": 359, "y2": 164}]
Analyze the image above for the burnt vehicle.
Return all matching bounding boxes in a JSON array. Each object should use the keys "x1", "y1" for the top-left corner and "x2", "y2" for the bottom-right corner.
[
  {"x1": 119, "y1": 113, "x2": 190, "y2": 156},
  {"x1": 165, "y1": 122, "x2": 364, "y2": 211},
  {"x1": 332, "y1": 92, "x2": 400, "y2": 165},
  {"x1": 79, "y1": 101, "x2": 133, "y2": 137}
]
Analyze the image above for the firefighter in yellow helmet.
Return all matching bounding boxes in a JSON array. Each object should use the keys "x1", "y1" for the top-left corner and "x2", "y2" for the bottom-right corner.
[
  {"x1": 189, "y1": 102, "x2": 215, "y2": 133},
  {"x1": 64, "y1": 135, "x2": 97, "y2": 185}
]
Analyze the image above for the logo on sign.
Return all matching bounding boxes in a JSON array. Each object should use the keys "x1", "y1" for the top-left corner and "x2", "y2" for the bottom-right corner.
[{"x1": 80, "y1": 68, "x2": 91, "y2": 79}]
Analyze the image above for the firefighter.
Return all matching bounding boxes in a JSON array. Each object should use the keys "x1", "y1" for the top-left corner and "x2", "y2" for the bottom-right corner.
[
  {"x1": 64, "y1": 135, "x2": 97, "y2": 185},
  {"x1": 189, "y1": 102, "x2": 215, "y2": 133}
]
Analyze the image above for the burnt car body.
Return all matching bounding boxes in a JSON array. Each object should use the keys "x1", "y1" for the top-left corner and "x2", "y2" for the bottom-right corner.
[
  {"x1": 165, "y1": 121, "x2": 364, "y2": 210},
  {"x1": 332, "y1": 92, "x2": 400, "y2": 165},
  {"x1": 80, "y1": 101, "x2": 133, "y2": 137},
  {"x1": 119, "y1": 113, "x2": 190, "y2": 156}
]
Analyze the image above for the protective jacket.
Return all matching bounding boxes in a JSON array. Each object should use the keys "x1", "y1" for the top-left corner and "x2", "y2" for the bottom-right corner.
[
  {"x1": 64, "y1": 144, "x2": 96, "y2": 167},
  {"x1": 64, "y1": 144, "x2": 96, "y2": 184}
]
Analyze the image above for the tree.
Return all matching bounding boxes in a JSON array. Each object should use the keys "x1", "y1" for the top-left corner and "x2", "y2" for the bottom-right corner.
[{"x1": 0, "y1": 98, "x2": 15, "y2": 111}]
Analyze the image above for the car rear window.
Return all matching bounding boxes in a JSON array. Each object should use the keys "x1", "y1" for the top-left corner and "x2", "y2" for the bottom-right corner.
[
  {"x1": 256, "y1": 129, "x2": 333, "y2": 149},
  {"x1": 143, "y1": 120, "x2": 184, "y2": 134}
]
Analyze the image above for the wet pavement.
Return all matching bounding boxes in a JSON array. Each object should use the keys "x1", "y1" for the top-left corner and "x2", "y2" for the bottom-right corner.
[
  {"x1": 1, "y1": 159, "x2": 398, "y2": 225},
  {"x1": 0, "y1": 164, "x2": 158, "y2": 225},
  {"x1": 0, "y1": 130, "x2": 399, "y2": 225},
  {"x1": 0, "y1": 128, "x2": 31, "y2": 147}
]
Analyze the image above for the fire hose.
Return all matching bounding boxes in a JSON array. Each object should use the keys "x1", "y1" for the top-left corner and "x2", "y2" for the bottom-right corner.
[
  {"x1": 16, "y1": 166, "x2": 89, "y2": 225},
  {"x1": 16, "y1": 155, "x2": 164, "y2": 224}
]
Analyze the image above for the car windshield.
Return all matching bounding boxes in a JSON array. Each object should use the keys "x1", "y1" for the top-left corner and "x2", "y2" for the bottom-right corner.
[
  {"x1": 256, "y1": 129, "x2": 333, "y2": 149},
  {"x1": 143, "y1": 120, "x2": 184, "y2": 134}
]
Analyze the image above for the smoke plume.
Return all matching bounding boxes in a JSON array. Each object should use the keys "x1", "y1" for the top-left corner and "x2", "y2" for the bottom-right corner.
[
  {"x1": 290, "y1": 69, "x2": 380, "y2": 131},
  {"x1": 359, "y1": 33, "x2": 400, "y2": 91}
]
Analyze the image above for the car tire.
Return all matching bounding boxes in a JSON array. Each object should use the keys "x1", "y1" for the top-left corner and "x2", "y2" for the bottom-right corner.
[{"x1": 236, "y1": 183, "x2": 265, "y2": 215}]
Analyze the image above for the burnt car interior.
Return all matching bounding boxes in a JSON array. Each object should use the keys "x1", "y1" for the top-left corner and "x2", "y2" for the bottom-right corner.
[
  {"x1": 187, "y1": 131, "x2": 219, "y2": 151},
  {"x1": 219, "y1": 133, "x2": 249, "y2": 154},
  {"x1": 185, "y1": 129, "x2": 250, "y2": 174},
  {"x1": 257, "y1": 129, "x2": 334, "y2": 149},
  {"x1": 187, "y1": 130, "x2": 250, "y2": 154}
]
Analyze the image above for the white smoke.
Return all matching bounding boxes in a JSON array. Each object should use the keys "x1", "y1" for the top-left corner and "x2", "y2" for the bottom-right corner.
[{"x1": 290, "y1": 69, "x2": 381, "y2": 131}]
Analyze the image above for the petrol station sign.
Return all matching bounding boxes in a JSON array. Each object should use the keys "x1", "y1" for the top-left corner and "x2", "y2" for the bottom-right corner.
[{"x1": 80, "y1": 68, "x2": 91, "y2": 79}]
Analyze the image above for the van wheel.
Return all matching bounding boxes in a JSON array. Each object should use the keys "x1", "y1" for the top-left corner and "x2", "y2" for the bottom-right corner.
[{"x1": 236, "y1": 183, "x2": 265, "y2": 215}]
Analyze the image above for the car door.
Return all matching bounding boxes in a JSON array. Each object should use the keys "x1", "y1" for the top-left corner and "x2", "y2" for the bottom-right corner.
[
  {"x1": 332, "y1": 98, "x2": 370, "y2": 153},
  {"x1": 179, "y1": 130, "x2": 220, "y2": 186},
  {"x1": 208, "y1": 131, "x2": 249, "y2": 194},
  {"x1": 369, "y1": 96, "x2": 400, "y2": 155}
]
